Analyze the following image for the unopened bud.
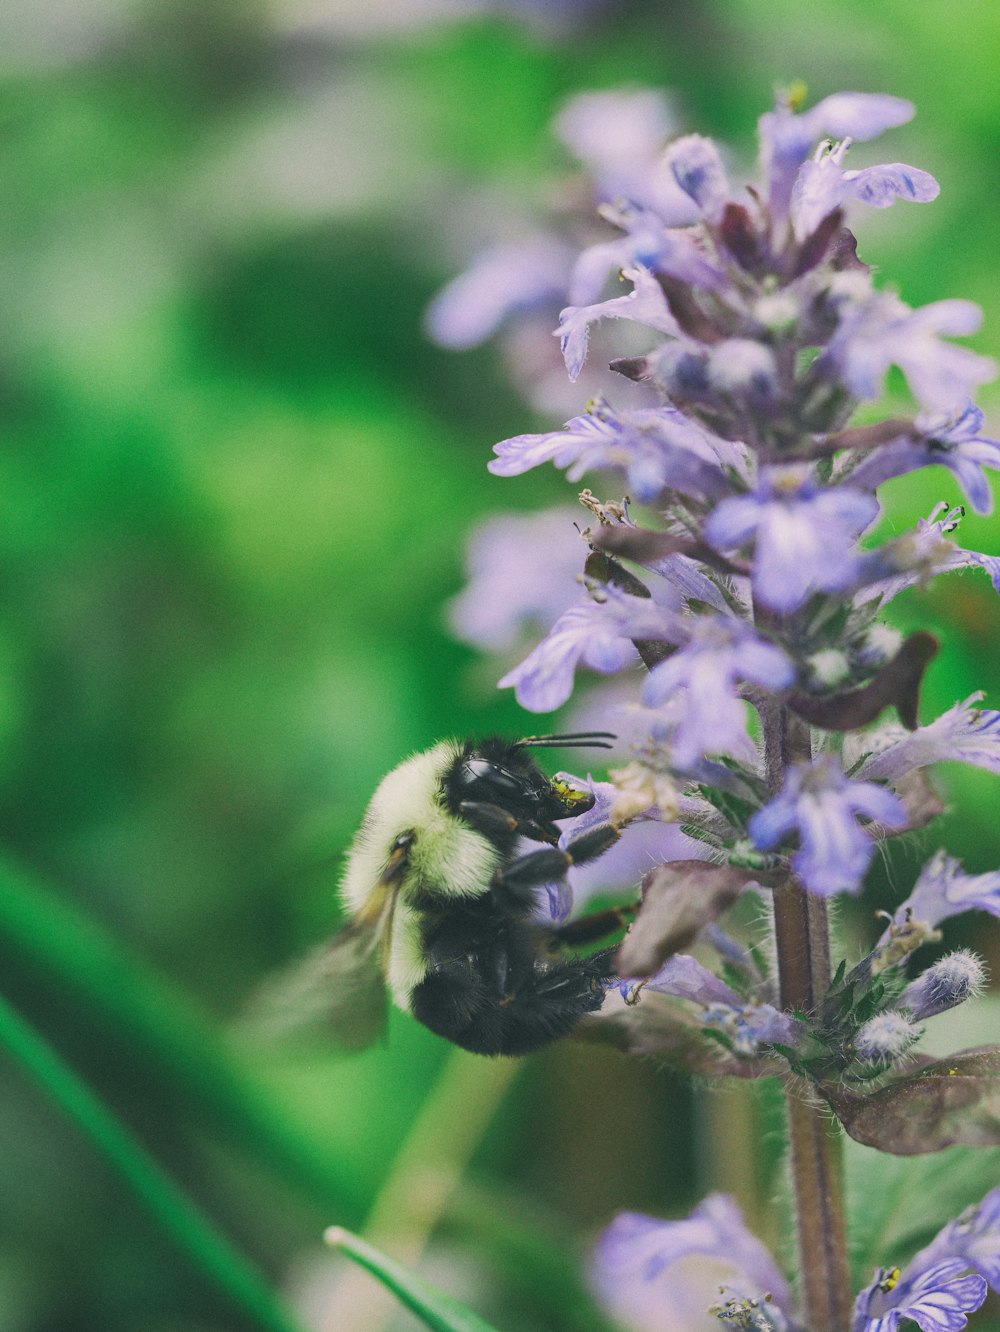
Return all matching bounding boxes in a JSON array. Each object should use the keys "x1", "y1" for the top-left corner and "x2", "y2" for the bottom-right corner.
[
  {"x1": 707, "y1": 340, "x2": 777, "y2": 403},
  {"x1": 898, "y1": 949, "x2": 986, "y2": 1019},
  {"x1": 853, "y1": 1011, "x2": 922, "y2": 1064},
  {"x1": 807, "y1": 649, "x2": 851, "y2": 688},
  {"x1": 857, "y1": 623, "x2": 904, "y2": 667}
]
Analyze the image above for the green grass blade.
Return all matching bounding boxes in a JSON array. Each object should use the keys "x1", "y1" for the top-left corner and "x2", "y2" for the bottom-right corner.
[
  {"x1": 326, "y1": 1227, "x2": 502, "y2": 1332},
  {"x1": 0, "y1": 851, "x2": 363, "y2": 1220},
  {"x1": 0, "y1": 990, "x2": 305, "y2": 1332}
]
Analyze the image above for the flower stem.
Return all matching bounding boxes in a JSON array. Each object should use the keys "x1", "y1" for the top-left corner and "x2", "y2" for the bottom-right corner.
[{"x1": 761, "y1": 697, "x2": 852, "y2": 1332}]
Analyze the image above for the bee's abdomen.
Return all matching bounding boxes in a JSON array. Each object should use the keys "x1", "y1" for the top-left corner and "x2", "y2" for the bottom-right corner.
[{"x1": 408, "y1": 937, "x2": 616, "y2": 1057}]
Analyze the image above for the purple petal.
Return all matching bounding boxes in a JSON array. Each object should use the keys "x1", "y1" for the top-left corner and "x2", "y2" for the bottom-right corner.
[
  {"x1": 644, "y1": 953, "x2": 743, "y2": 1005},
  {"x1": 557, "y1": 265, "x2": 680, "y2": 380},
  {"x1": 704, "y1": 493, "x2": 762, "y2": 548},
  {"x1": 794, "y1": 789, "x2": 878, "y2": 896},
  {"x1": 426, "y1": 238, "x2": 572, "y2": 349},
  {"x1": 664, "y1": 134, "x2": 731, "y2": 220},
  {"x1": 853, "y1": 1259, "x2": 987, "y2": 1332},
  {"x1": 748, "y1": 792, "x2": 799, "y2": 850},
  {"x1": 593, "y1": 1195, "x2": 793, "y2": 1332},
  {"x1": 497, "y1": 602, "x2": 636, "y2": 712},
  {"x1": 448, "y1": 508, "x2": 586, "y2": 651}
]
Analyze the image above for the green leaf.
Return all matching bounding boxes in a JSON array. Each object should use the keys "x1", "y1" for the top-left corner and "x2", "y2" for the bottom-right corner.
[
  {"x1": 326, "y1": 1228, "x2": 502, "y2": 1332},
  {"x1": 845, "y1": 1137, "x2": 1000, "y2": 1285}
]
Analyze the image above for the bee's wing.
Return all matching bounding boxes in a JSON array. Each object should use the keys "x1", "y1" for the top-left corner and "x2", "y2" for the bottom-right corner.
[{"x1": 242, "y1": 921, "x2": 389, "y2": 1052}]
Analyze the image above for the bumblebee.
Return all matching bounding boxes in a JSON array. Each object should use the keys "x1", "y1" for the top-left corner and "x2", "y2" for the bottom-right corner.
[{"x1": 321, "y1": 733, "x2": 627, "y2": 1056}]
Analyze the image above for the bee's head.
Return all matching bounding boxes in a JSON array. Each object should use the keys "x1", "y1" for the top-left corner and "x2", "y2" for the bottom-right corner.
[{"x1": 444, "y1": 732, "x2": 614, "y2": 824}]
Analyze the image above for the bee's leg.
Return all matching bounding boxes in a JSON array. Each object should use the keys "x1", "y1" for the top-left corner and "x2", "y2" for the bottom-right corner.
[
  {"x1": 457, "y1": 801, "x2": 560, "y2": 846},
  {"x1": 494, "y1": 818, "x2": 622, "y2": 897}
]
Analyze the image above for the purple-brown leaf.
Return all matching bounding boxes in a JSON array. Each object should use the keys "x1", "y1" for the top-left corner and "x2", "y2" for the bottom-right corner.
[
  {"x1": 615, "y1": 860, "x2": 759, "y2": 979},
  {"x1": 788, "y1": 631, "x2": 938, "y2": 732},
  {"x1": 822, "y1": 1046, "x2": 1000, "y2": 1154}
]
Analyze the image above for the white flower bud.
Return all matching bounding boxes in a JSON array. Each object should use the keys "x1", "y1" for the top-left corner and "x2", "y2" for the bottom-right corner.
[
  {"x1": 853, "y1": 1011, "x2": 922, "y2": 1064},
  {"x1": 754, "y1": 291, "x2": 799, "y2": 336},
  {"x1": 857, "y1": 623, "x2": 904, "y2": 666},
  {"x1": 707, "y1": 339, "x2": 777, "y2": 399},
  {"x1": 807, "y1": 649, "x2": 851, "y2": 687}
]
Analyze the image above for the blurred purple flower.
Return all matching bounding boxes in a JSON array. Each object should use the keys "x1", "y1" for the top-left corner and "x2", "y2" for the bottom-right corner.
[
  {"x1": 553, "y1": 88, "x2": 692, "y2": 219},
  {"x1": 820, "y1": 286, "x2": 996, "y2": 413},
  {"x1": 663, "y1": 134, "x2": 732, "y2": 222},
  {"x1": 489, "y1": 397, "x2": 733, "y2": 503},
  {"x1": 913, "y1": 1186, "x2": 1000, "y2": 1290},
  {"x1": 704, "y1": 465, "x2": 879, "y2": 613},
  {"x1": 889, "y1": 850, "x2": 1000, "y2": 931},
  {"x1": 749, "y1": 754, "x2": 906, "y2": 897},
  {"x1": 425, "y1": 236, "x2": 574, "y2": 350},
  {"x1": 448, "y1": 508, "x2": 586, "y2": 651},
  {"x1": 592, "y1": 1195, "x2": 793, "y2": 1332}
]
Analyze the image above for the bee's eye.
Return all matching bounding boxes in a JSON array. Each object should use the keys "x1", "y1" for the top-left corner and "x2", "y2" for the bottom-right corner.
[{"x1": 457, "y1": 759, "x2": 530, "y2": 805}]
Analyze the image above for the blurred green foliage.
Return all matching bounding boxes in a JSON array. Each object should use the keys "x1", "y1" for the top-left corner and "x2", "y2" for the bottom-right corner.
[{"x1": 0, "y1": 1, "x2": 998, "y2": 1329}]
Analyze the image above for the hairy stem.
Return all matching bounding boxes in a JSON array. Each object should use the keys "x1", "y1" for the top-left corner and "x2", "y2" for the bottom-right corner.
[{"x1": 761, "y1": 697, "x2": 852, "y2": 1332}]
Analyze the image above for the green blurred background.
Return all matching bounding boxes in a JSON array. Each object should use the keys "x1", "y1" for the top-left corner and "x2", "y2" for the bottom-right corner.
[{"x1": 1, "y1": 1, "x2": 999, "y2": 1329}]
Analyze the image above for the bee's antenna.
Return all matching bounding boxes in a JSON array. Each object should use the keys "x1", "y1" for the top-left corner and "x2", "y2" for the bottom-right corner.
[{"x1": 518, "y1": 731, "x2": 617, "y2": 750}]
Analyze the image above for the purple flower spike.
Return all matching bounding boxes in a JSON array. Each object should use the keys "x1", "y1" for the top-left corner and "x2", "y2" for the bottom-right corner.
[
  {"x1": 592, "y1": 1195, "x2": 793, "y2": 1332},
  {"x1": 852, "y1": 1259, "x2": 987, "y2": 1332},
  {"x1": 892, "y1": 850, "x2": 1000, "y2": 931},
  {"x1": 705, "y1": 465, "x2": 879, "y2": 613},
  {"x1": 749, "y1": 754, "x2": 907, "y2": 897},
  {"x1": 642, "y1": 616, "x2": 794, "y2": 768}
]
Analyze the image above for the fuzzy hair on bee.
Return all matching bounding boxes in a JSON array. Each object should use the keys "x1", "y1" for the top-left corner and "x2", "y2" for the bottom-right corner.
[{"x1": 271, "y1": 732, "x2": 631, "y2": 1058}]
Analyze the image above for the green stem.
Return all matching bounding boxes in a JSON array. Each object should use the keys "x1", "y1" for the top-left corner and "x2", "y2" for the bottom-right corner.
[
  {"x1": 0, "y1": 990, "x2": 305, "y2": 1332},
  {"x1": 760, "y1": 696, "x2": 851, "y2": 1332}
]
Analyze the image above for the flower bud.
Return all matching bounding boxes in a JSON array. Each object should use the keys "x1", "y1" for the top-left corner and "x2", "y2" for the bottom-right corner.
[
  {"x1": 853, "y1": 1011, "x2": 922, "y2": 1064},
  {"x1": 856, "y1": 623, "x2": 904, "y2": 667},
  {"x1": 807, "y1": 649, "x2": 851, "y2": 688},
  {"x1": 707, "y1": 339, "x2": 778, "y2": 404},
  {"x1": 898, "y1": 949, "x2": 986, "y2": 1019}
]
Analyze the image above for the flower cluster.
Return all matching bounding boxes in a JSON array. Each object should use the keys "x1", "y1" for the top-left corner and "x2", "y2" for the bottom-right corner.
[
  {"x1": 593, "y1": 1188, "x2": 1000, "y2": 1331},
  {"x1": 435, "y1": 85, "x2": 1000, "y2": 1330}
]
